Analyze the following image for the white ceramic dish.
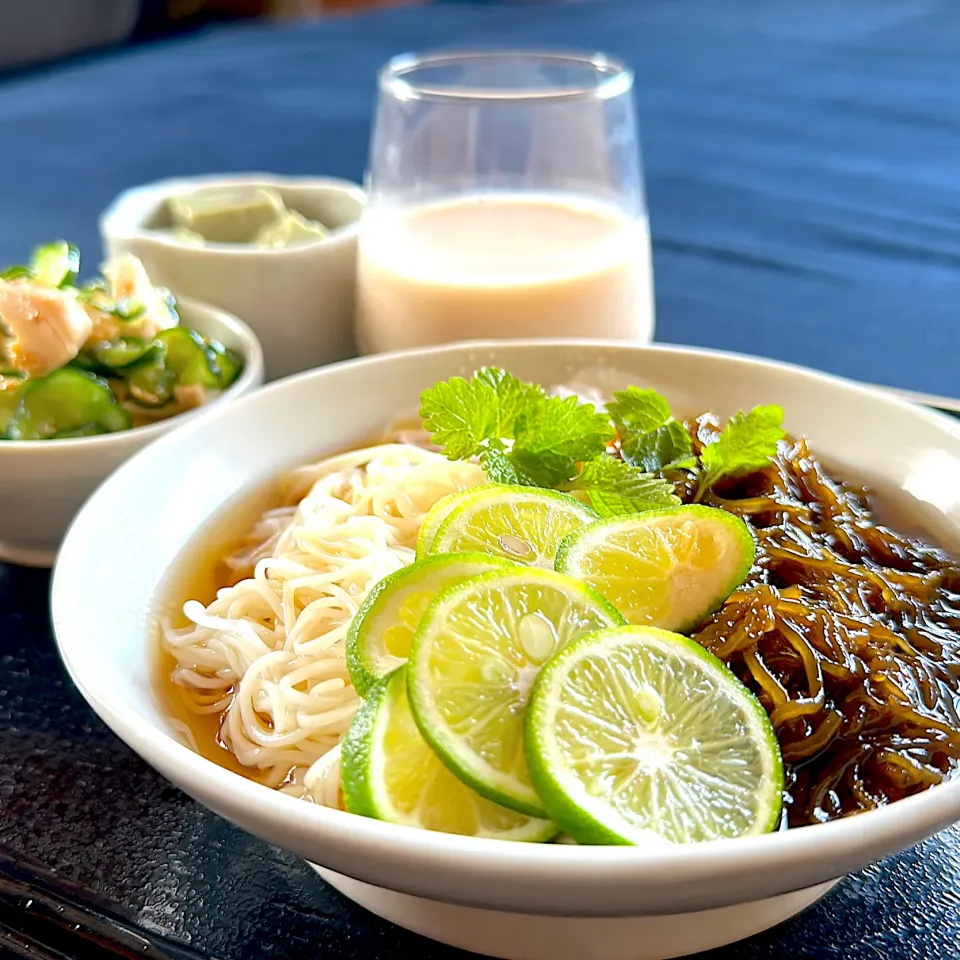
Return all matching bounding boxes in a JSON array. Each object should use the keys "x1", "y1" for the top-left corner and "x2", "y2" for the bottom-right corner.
[
  {"x1": 51, "y1": 340, "x2": 960, "y2": 960},
  {"x1": 0, "y1": 297, "x2": 263, "y2": 568},
  {"x1": 100, "y1": 174, "x2": 365, "y2": 382}
]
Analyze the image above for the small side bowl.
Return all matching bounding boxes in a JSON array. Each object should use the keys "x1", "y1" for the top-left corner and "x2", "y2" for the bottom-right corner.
[
  {"x1": 0, "y1": 298, "x2": 264, "y2": 568},
  {"x1": 100, "y1": 174, "x2": 365, "y2": 382}
]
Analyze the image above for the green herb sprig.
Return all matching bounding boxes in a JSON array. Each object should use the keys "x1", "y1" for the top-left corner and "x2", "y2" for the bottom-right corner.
[
  {"x1": 419, "y1": 367, "x2": 785, "y2": 516},
  {"x1": 694, "y1": 405, "x2": 786, "y2": 501},
  {"x1": 607, "y1": 386, "x2": 697, "y2": 472},
  {"x1": 420, "y1": 368, "x2": 678, "y2": 517}
]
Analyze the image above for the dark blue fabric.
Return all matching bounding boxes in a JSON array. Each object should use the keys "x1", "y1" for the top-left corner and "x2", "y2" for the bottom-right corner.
[{"x1": 1, "y1": 0, "x2": 958, "y2": 394}]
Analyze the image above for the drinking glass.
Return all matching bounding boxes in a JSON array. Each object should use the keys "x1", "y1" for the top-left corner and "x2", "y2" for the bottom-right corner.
[{"x1": 356, "y1": 50, "x2": 654, "y2": 355}]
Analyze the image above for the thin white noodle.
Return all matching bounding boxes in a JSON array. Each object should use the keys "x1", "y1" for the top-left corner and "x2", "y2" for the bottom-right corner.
[{"x1": 161, "y1": 442, "x2": 485, "y2": 806}]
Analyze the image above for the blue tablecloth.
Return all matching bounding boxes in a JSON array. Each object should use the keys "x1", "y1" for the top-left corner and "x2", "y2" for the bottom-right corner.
[
  {"x1": 2, "y1": 0, "x2": 959, "y2": 395},
  {"x1": 3, "y1": 5, "x2": 960, "y2": 960}
]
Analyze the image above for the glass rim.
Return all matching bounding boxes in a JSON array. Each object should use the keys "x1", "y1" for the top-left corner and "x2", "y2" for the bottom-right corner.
[{"x1": 379, "y1": 49, "x2": 634, "y2": 104}]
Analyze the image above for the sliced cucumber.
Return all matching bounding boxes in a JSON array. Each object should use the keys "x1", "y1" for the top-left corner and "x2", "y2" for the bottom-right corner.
[{"x1": 6, "y1": 369, "x2": 130, "y2": 440}]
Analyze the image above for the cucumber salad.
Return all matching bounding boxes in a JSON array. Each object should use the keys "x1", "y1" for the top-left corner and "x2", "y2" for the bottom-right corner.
[{"x1": 0, "y1": 241, "x2": 243, "y2": 440}]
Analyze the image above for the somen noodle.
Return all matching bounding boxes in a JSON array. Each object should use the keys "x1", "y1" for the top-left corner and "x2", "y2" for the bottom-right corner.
[{"x1": 160, "y1": 443, "x2": 485, "y2": 804}]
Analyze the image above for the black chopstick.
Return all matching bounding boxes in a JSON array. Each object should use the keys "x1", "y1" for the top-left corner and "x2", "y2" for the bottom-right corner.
[
  {"x1": 0, "y1": 911, "x2": 78, "y2": 960},
  {"x1": 0, "y1": 846, "x2": 224, "y2": 960},
  {"x1": 0, "y1": 889, "x2": 171, "y2": 960}
]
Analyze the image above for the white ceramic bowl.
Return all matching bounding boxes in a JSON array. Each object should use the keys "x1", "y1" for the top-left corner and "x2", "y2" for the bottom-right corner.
[
  {"x1": 0, "y1": 298, "x2": 263, "y2": 567},
  {"x1": 51, "y1": 341, "x2": 960, "y2": 960},
  {"x1": 100, "y1": 173, "x2": 365, "y2": 382}
]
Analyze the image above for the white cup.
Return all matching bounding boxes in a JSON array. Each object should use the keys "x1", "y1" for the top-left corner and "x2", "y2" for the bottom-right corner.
[{"x1": 100, "y1": 173, "x2": 365, "y2": 381}]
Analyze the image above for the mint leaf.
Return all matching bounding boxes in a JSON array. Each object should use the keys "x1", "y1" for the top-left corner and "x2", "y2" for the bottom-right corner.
[
  {"x1": 419, "y1": 367, "x2": 547, "y2": 461},
  {"x1": 480, "y1": 444, "x2": 538, "y2": 487},
  {"x1": 419, "y1": 376, "x2": 497, "y2": 460},
  {"x1": 696, "y1": 404, "x2": 785, "y2": 499},
  {"x1": 627, "y1": 421, "x2": 697, "y2": 472},
  {"x1": 474, "y1": 367, "x2": 543, "y2": 437},
  {"x1": 511, "y1": 394, "x2": 614, "y2": 486},
  {"x1": 607, "y1": 387, "x2": 672, "y2": 436},
  {"x1": 608, "y1": 386, "x2": 694, "y2": 472},
  {"x1": 508, "y1": 448, "x2": 576, "y2": 488},
  {"x1": 561, "y1": 457, "x2": 680, "y2": 518}
]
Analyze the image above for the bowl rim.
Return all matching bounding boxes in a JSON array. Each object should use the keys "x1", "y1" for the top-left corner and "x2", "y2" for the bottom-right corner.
[
  {"x1": 99, "y1": 172, "x2": 367, "y2": 255},
  {"x1": 0, "y1": 295, "x2": 264, "y2": 455},
  {"x1": 50, "y1": 338, "x2": 960, "y2": 903}
]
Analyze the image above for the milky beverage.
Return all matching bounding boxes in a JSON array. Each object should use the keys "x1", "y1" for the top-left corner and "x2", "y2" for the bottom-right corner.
[{"x1": 355, "y1": 194, "x2": 653, "y2": 354}]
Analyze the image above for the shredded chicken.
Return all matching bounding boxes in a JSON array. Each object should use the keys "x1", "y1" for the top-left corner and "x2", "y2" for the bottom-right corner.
[
  {"x1": 84, "y1": 254, "x2": 178, "y2": 344},
  {"x1": 173, "y1": 383, "x2": 207, "y2": 410},
  {"x1": 0, "y1": 280, "x2": 92, "y2": 377}
]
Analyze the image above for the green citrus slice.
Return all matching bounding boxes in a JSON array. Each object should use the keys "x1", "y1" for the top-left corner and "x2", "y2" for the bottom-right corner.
[
  {"x1": 524, "y1": 625, "x2": 784, "y2": 846},
  {"x1": 428, "y1": 485, "x2": 598, "y2": 569},
  {"x1": 416, "y1": 487, "x2": 480, "y2": 559},
  {"x1": 407, "y1": 568, "x2": 624, "y2": 817},
  {"x1": 346, "y1": 552, "x2": 515, "y2": 697},
  {"x1": 341, "y1": 667, "x2": 556, "y2": 841},
  {"x1": 555, "y1": 505, "x2": 755, "y2": 632}
]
